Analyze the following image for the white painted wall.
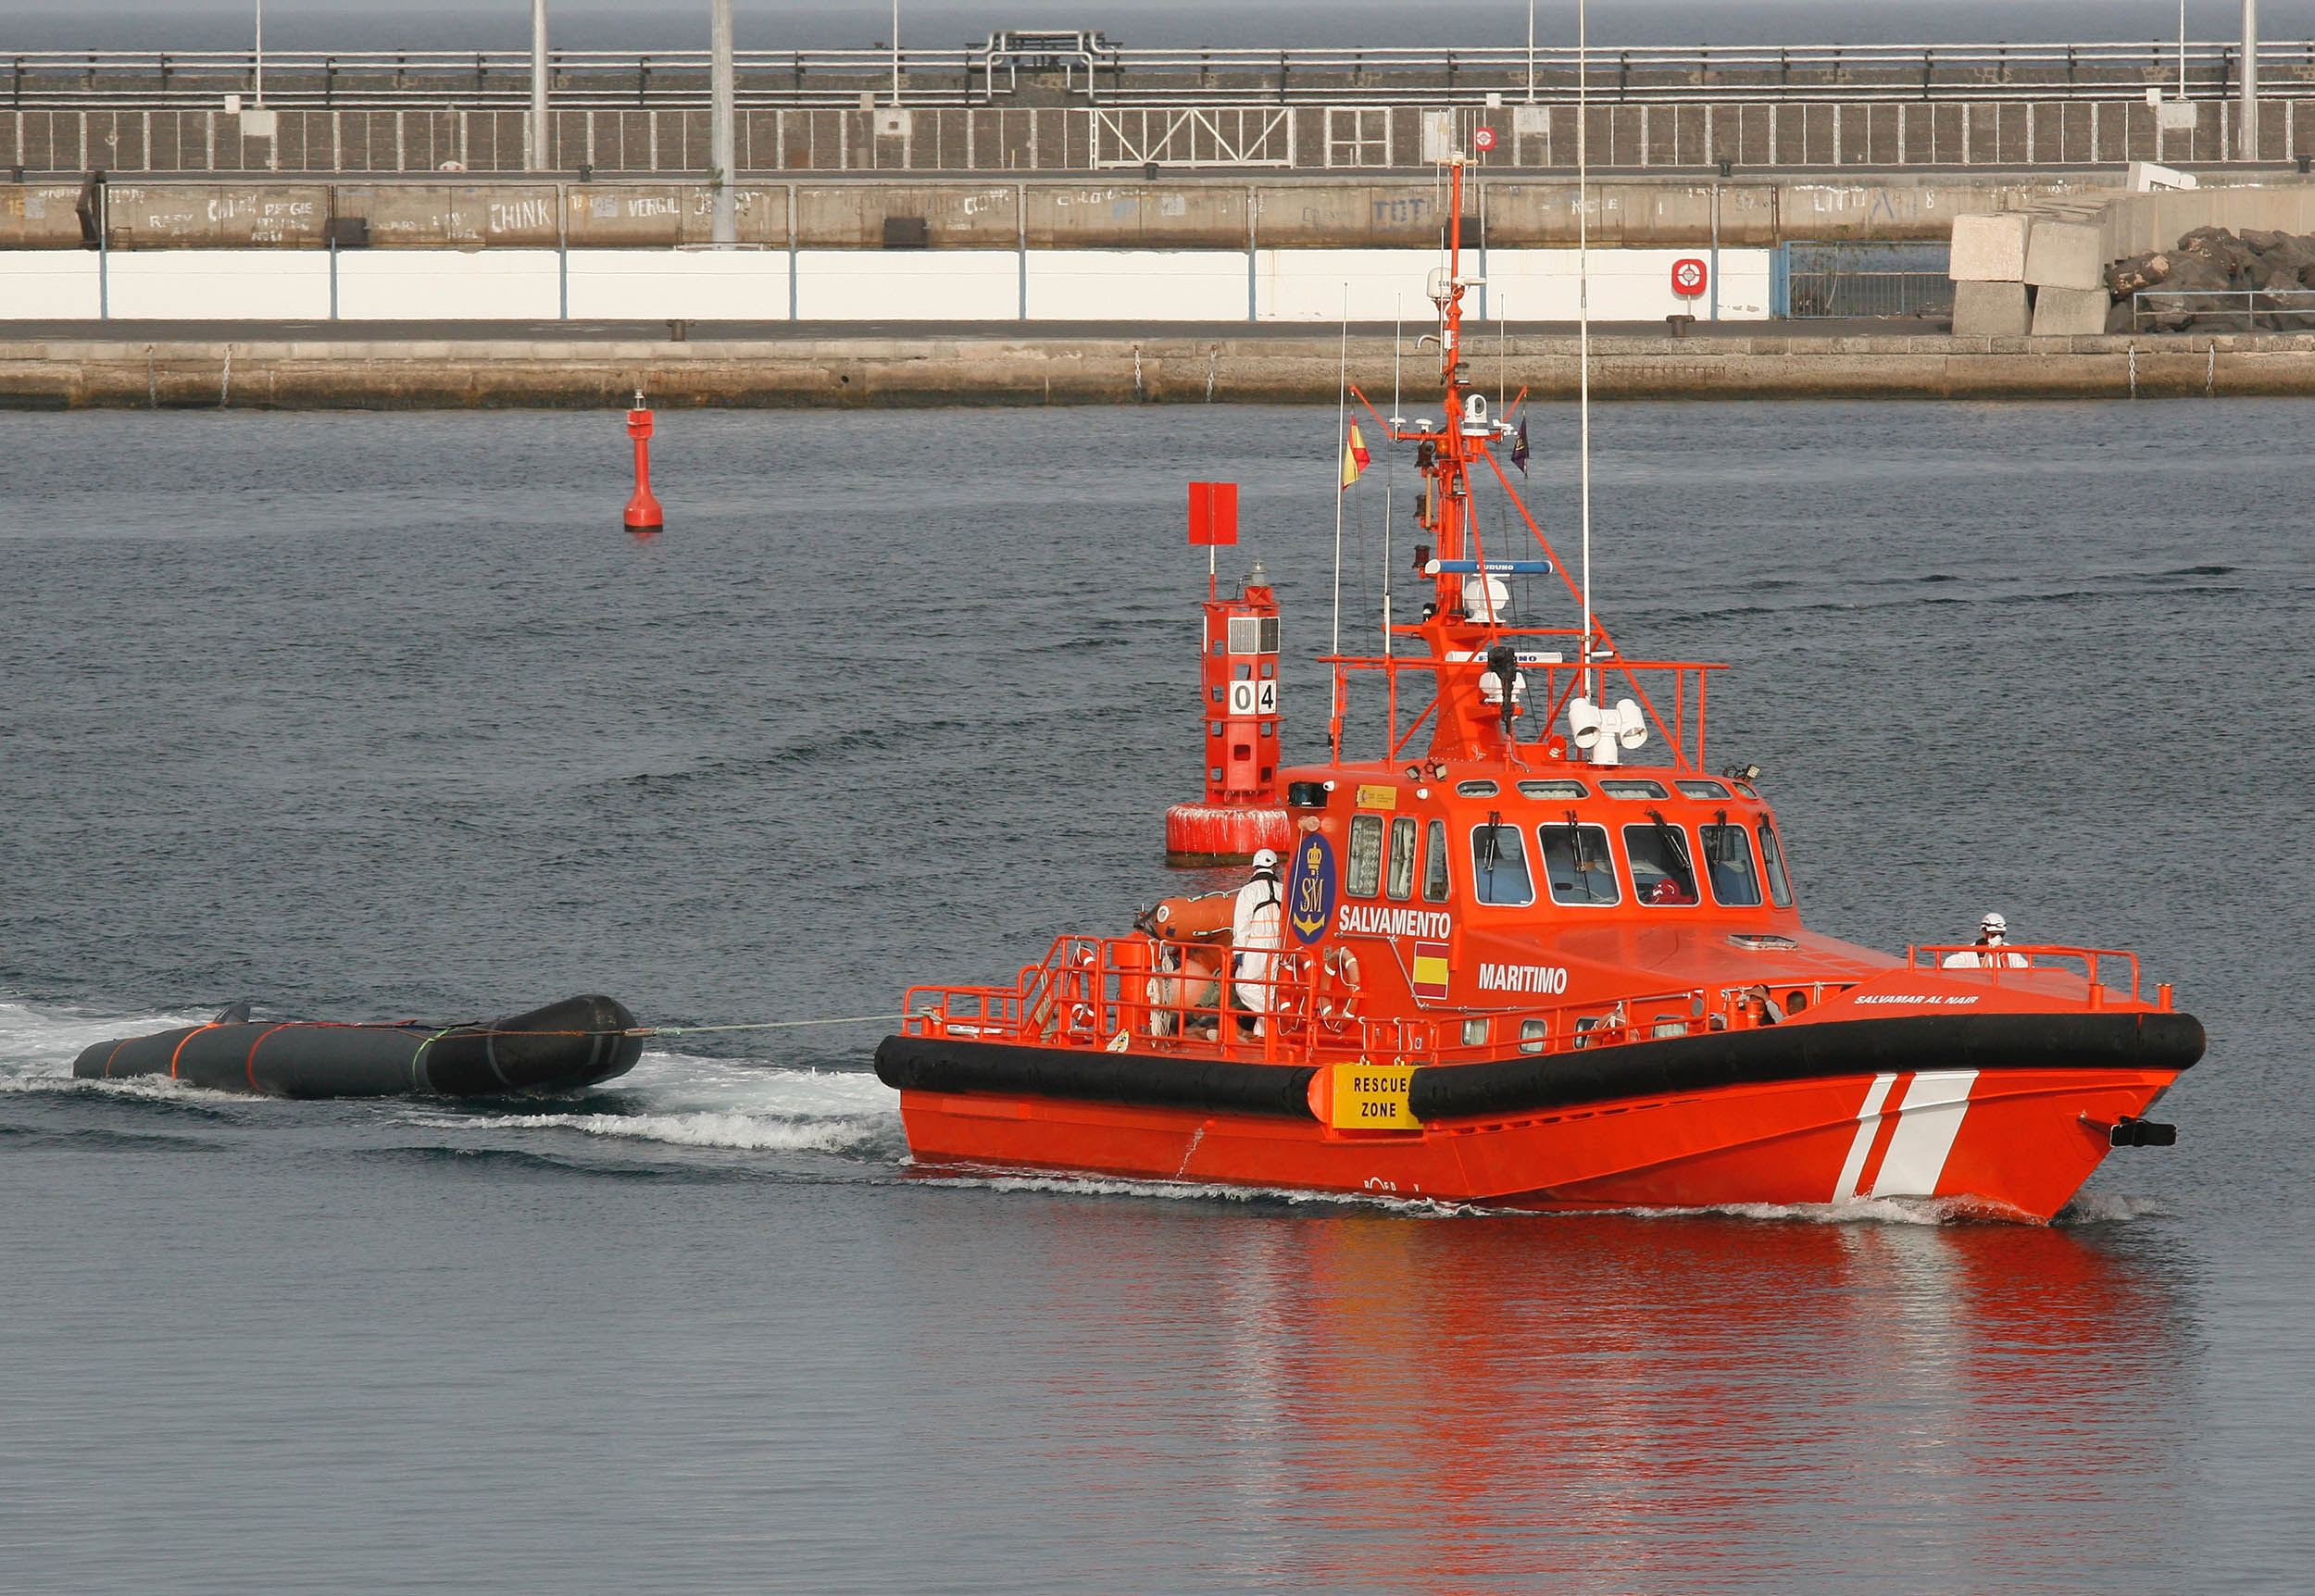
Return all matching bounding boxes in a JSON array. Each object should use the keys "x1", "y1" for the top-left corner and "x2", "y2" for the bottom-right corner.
[
  {"x1": 1260, "y1": 247, "x2": 1772, "y2": 323},
  {"x1": 1483, "y1": 248, "x2": 1773, "y2": 321},
  {"x1": 1026, "y1": 250, "x2": 1247, "y2": 321},
  {"x1": 0, "y1": 253, "x2": 102, "y2": 318},
  {"x1": 794, "y1": 249, "x2": 1018, "y2": 320},
  {"x1": 0, "y1": 246, "x2": 1775, "y2": 324},
  {"x1": 1256, "y1": 249, "x2": 1434, "y2": 322},
  {"x1": 334, "y1": 250, "x2": 561, "y2": 320},
  {"x1": 106, "y1": 249, "x2": 332, "y2": 319},
  {"x1": 566, "y1": 249, "x2": 790, "y2": 320}
]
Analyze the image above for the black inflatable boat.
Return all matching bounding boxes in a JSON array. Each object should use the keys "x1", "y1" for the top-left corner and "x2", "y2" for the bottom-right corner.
[{"x1": 73, "y1": 994, "x2": 644, "y2": 1098}]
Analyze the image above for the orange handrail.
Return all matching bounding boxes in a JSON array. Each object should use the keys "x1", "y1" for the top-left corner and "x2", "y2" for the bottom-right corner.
[
  {"x1": 1904, "y1": 943, "x2": 2142, "y2": 1000},
  {"x1": 1321, "y1": 644, "x2": 1729, "y2": 772},
  {"x1": 903, "y1": 934, "x2": 1768, "y2": 1067},
  {"x1": 905, "y1": 938, "x2": 2156, "y2": 1072}
]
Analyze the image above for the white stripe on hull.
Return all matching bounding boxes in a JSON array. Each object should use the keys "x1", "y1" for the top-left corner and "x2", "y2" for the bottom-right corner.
[
  {"x1": 1833, "y1": 1073, "x2": 1897, "y2": 1202},
  {"x1": 1870, "y1": 1069, "x2": 1979, "y2": 1197},
  {"x1": 1831, "y1": 1069, "x2": 1981, "y2": 1202}
]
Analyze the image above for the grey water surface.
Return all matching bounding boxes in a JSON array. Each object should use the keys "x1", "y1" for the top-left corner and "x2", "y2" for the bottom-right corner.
[{"x1": 0, "y1": 399, "x2": 2309, "y2": 1594}]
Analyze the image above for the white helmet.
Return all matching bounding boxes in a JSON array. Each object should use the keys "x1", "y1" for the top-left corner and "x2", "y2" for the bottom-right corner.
[
  {"x1": 1980, "y1": 911, "x2": 2008, "y2": 935},
  {"x1": 1251, "y1": 848, "x2": 1280, "y2": 871}
]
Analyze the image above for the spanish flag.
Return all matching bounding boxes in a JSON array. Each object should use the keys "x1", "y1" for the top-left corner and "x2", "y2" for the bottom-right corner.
[{"x1": 1340, "y1": 422, "x2": 1370, "y2": 491}]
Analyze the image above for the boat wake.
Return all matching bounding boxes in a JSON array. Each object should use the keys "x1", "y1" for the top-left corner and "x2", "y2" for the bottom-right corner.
[
  {"x1": 0, "y1": 996, "x2": 907, "y2": 1164},
  {"x1": 1607, "y1": 1192, "x2": 2167, "y2": 1228},
  {"x1": 0, "y1": 997, "x2": 212, "y2": 1089},
  {"x1": 2054, "y1": 1191, "x2": 2171, "y2": 1225},
  {"x1": 413, "y1": 1052, "x2": 904, "y2": 1160},
  {"x1": 913, "y1": 1166, "x2": 1502, "y2": 1216}
]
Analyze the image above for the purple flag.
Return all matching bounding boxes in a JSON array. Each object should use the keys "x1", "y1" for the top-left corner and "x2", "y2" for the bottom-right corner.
[{"x1": 1511, "y1": 418, "x2": 1530, "y2": 477}]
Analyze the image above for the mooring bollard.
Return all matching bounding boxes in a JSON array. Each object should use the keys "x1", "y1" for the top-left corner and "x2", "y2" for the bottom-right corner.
[{"x1": 624, "y1": 388, "x2": 664, "y2": 536}]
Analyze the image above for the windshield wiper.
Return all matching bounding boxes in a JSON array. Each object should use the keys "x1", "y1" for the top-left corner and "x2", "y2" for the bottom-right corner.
[
  {"x1": 1562, "y1": 807, "x2": 1597, "y2": 879},
  {"x1": 1646, "y1": 808, "x2": 1693, "y2": 880}
]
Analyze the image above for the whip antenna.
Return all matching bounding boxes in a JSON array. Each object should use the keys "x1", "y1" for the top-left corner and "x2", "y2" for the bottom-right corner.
[
  {"x1": 1384, "y1": 292, "x2": 1405, "y2": 658},
  {"x1": 1331, "y1": 285, "x2": 1349, "y2": 727},
  {"x1": 1578, "y1": 0, "x2": 1593, "y2": 696}
]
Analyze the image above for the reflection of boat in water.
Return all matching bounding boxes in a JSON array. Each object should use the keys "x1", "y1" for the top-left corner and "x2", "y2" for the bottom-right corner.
[
  {"x1": 1261, "y1": 1216, "x2": 2193, "y2": 1582},
  {"x1": 873, "y1": 151, "x2": 2201, "y2": 1224},
  {"x1": 880, "y1": 1200, "x2": 2196, "y2": 1587},
  {"x1": 74, "y1": 995, "x2": 642, "y2": 1098}
]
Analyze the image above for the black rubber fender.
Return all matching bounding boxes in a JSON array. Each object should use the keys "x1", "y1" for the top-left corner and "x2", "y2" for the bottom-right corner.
[
  {"x1": 1407, "y1": 1010, "x2": 2207, "y2": 1123},
  {"x1": 72, "y1": 995, "x2": 644, "y2": 1098},
  {"x1": 876, "y1": 1034, "x2": 1319, "y2": 1120}
]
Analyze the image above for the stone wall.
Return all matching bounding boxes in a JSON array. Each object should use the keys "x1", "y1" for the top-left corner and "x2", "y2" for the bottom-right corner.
[
  {"x1": 4, "y1": 330, "x2": 2307, "y2": 410},
  {"x1": 2, "y1": 175, "x2": 2109, "y2": 253}
]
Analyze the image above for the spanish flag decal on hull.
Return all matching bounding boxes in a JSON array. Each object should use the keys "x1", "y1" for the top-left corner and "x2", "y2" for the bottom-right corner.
[{"x1": 1412, "y1": 941, "x2": 1451, "y2": 999}]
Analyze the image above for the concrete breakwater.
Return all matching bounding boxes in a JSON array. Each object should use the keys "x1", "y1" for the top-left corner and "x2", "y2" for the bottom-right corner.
[
  {"x1": 2, "y1": 174, "x2": 2086, "y2": 253},
  {"x1": 6, "y1": 329, "x2": 2311, "y2": 408}
]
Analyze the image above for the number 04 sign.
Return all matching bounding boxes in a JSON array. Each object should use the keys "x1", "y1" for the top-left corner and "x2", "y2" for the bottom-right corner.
[{"x1": 1227, "y1": 680, "x2": 1280, "y2": 717}]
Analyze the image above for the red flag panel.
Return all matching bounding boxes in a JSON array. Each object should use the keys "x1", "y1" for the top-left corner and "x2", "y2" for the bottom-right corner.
[{"x1": 1188, "y1": 481, "x2": 1240, "y2": 546}]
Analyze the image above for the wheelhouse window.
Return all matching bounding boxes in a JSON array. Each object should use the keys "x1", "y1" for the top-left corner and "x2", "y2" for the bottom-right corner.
[
  {"x1": 1600, "y1": 779, "x2": 1669, "y2": 800},
  {"x1": 1470, "y1": 818, "x2": 1534, "y2": 905},
  {"x1": 1422, "y1": 818, "x2": 1450, "y2": 902},
  {"x1": 1758, "y1": 819, "x2": 1795, "y2": 907},
  {"x1": 1622, "y1": 816, "x2": 1698, "y2": 905},
  {"x1": 1346, "y1": 814, "x2": 1385, "y2": 898},
  {"x1": 1456, "y1": 779, "x2": 1500, "y2": 797},
  {"x1": 1519, "y1": 779, "x2": 1588, "y2": 801},
  {"x1": 1677, "y1": 779, "x2": 1732, "y2": 800},
  {"x1": 1698, "y1": 819, "x2": 1763, "y2": 906},
  {"x1": 1539, "y1": 818, "x2": 1620, "y2": 905},
  {"x1": 1383, "y1": 816, "x2": 1418, "y2": 901}
]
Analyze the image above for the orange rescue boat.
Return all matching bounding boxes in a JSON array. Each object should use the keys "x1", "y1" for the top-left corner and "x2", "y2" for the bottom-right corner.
[{"x1": 874, "y1": 156, "x2": 2200, "y2": 1223}]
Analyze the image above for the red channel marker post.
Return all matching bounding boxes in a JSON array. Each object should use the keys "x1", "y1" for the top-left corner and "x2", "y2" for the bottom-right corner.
[
  {"x1": 1167, "y1": 480, "x2": 1290, "y2": 865},
  {"x1": 624, "y1": 389, "x2": 664, "y2": 536}
]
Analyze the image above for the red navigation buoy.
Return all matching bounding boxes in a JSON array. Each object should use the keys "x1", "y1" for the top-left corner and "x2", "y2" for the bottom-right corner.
[
  {"x1": 624, "y1": 388, "x2": 664, "y2": 536},
  {"x1": 1164, "y1": 482, "x2": 1292, "y2": 866}
]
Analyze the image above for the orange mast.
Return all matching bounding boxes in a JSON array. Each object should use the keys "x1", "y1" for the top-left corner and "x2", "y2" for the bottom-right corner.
[
  {"x1": 1342, "y1": 153, "x2": 1537, "y2": 767},
  {"x1": 1335, "y1": 151, "x2": 1717, "y2": 777}
]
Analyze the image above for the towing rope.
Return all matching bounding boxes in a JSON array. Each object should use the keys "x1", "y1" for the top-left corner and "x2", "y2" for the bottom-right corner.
[
  {"x1": 169, "y1": 1015, "x2": 911, "y2": 1040},
  {"x1": 628, "y1": 1015, "x2": 907, "y2": 1037}
]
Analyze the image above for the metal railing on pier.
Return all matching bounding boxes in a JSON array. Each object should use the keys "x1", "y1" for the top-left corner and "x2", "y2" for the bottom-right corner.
[
  {"x1": 1780, "y1": 242, "x2": 1956, "y2": 318},
  {"x1": 2131, "y1": 287, "x2": 2315, "y2": 330},
  {"x1": 6, "y1": 94, "x2": 2300, "y2": 178},
  {"x1": 10, "y1": 37, "x2": 2315, "y2": 111}
]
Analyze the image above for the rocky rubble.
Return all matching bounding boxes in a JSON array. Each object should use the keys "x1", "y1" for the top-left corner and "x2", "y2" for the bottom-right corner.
[{"x1": 2102, "y1": 227, "x2": 2315, "y2": 331}]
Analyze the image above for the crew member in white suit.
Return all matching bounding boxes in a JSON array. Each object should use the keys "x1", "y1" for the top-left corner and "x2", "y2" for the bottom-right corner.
[
  {"x1": 1943, "y1": 911, "x2": 2029, "y2": 968},
  {"x1": 1231, "y1": 848, "x2": 1284, "y2": 1031}
]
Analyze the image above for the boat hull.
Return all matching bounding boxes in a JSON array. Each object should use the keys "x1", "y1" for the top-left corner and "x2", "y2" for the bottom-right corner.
[{"x1": 878, "y1": 1014, "x2": 2201, "y2": 1223}]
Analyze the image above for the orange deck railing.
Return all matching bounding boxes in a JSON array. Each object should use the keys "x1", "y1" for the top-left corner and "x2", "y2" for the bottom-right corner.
[
  {"x1": 902, "y1": 933, "x2": 1821, "y2": 1068},
  {"x1": 1901, "y1": 943, "x2": 2145, "y2": 1002},
  {"x1": 902, "y1": 936, "x2": 2170, "y2": 1073}
]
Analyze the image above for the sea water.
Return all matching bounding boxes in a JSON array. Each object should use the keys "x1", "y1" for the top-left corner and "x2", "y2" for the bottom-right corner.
[{"x1": 1, "y1": 400, "x2": 2309, "y2": 1593}]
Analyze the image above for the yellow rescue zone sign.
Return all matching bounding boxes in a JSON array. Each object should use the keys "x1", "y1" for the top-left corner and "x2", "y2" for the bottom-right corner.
[{"x1": 1331, "y1": 1060, "x2": 1420, "y2": 1129}]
